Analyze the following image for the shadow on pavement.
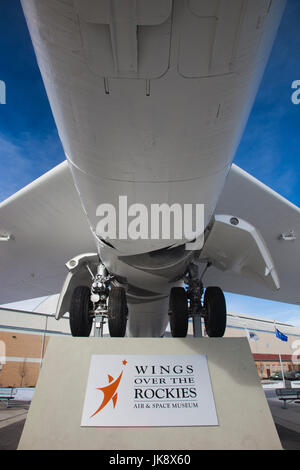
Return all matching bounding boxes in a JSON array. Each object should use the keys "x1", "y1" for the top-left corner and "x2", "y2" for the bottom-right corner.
[
  {"x1": 0, "y1": 419, "x2": 26, "y2": 450},
  {"x1": 275, "y1": 423, "x2": 300, "y2": 450}
]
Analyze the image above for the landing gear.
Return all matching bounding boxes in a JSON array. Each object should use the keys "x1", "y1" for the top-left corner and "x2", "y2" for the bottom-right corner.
[
  {"x1": 203, "y1": 286, "x2": 226, "y2": 337},
  {"x1": 108, "y1": 286, "x2": 128, "y2": 337},
  {"x1": 69, "y1": 286, "x2": 93, "y2": 337},
  {"x1": 168, "y1": 263, "x2": 227, "y2": 338},
  {"x1": 169, "y1": 287, "x2": 189, "y2": 337},
  {"x1": 69, "y1": 263, "x2": 128, "y2": 337}
]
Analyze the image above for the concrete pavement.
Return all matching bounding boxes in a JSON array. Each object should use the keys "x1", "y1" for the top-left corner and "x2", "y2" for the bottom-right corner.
[{"x1": 264, "y1": 389, "x2": 300, "y2": 434}]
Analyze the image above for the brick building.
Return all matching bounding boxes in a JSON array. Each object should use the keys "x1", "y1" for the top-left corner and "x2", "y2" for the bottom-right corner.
[
  {"x1": 223, "y1": 313, "x2": 300, "y2": 379},
  {"x1": 0, "y1": 308, "x2": 70, "y2": 387}
]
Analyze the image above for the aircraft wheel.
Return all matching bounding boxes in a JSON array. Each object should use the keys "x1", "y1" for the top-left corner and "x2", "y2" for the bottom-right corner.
[
  {"x1": 108, "y1": 287, "x2": 128, "y2": 337},
  {"x1": 203, "y1": 286, "x2": 227, "y2": 337},
  {"x1": 169, "y1": 287, "x2": 189, "y2": 337},
  {"x1": 69, "y1": 286, "x2": 93, "y2": 337}
]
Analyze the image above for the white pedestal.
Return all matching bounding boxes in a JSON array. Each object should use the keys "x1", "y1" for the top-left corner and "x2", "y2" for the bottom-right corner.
[{"x1": 18, "y1": 337, "x2": 281, "y2": 450}]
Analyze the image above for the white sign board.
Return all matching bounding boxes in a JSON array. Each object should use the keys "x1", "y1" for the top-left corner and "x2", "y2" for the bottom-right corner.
[{"x1": 81, "y1": 354, "x2": 218, "y2": 427}]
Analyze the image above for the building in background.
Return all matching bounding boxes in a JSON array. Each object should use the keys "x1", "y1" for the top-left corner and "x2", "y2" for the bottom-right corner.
[
  {"x1": 212, "y1": 313, "x2": 300, "y2": 379},
  {"x1": 0, "y1": 305, "x2": 300, "y2": 387},
  {"x1": 0, "y1": 307, "x2": 70, "y2": 387}
]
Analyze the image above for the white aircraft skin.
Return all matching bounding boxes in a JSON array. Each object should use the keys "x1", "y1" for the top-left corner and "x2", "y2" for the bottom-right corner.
[{"x1": 20, "y1": 0, "x2": 286, "y2": 337}]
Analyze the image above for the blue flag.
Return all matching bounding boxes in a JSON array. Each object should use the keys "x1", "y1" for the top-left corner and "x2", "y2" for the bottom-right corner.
[{"x1": 275, "y1": 328, "x2": 288, "y2": 342}]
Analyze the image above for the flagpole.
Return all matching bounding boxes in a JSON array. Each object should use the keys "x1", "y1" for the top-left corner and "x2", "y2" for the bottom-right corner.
[{"x1": 274, "y1": 320, "x2": 285, "y2": 387}]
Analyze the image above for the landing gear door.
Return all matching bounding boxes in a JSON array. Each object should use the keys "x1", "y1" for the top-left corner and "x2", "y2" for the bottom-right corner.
[
  {"x1": 55, "y1": 253, "x2": 99, "y2": 320},
  {"x1": 200, "y1": 215, "x2": 280, "y2": 292}
]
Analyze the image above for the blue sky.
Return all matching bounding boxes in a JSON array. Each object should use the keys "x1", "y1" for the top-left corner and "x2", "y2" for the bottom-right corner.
[
  {"x1": 234, "y1": 0, "x2": 300, "y2": 208},
  {"x1": 0, "y1": 0, "x2": 65, "y2": 201},
  {"x1": 1, "y1": 0, "x2": 300, "y2": 326}
]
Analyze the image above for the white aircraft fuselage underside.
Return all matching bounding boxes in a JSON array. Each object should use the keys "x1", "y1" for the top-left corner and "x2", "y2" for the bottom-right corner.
[{"x1": 20, "y1": 0, "x2": 286, "y2": 336}]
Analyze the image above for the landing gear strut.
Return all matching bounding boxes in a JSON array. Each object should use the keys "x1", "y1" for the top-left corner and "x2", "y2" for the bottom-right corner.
[
  {"x1": 168, "y1": 263, "x2": 227, "y2": 338},
  {"x1": 69, "y1": 263, "x2": 128, "y2": 337}
]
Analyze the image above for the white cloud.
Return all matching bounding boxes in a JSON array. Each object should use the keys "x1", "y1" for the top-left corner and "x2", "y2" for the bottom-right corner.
[{"x1": 0, "y1": 131, "x2": 64, "y2": 202}]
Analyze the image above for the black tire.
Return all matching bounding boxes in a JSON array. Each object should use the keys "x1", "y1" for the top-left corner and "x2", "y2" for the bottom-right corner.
[
  {"x1": 169, "y1": 287, "x2": 189, "y2": 337},
  {"x1": 108, "y1": 287, "x2": 128, "y2": 337},
  {"x1": 69, "y1": 286, "x2": 93, "y2": 337},
  {"x1": 204, "y1": 286, "x2": 226, "y2": 337}
]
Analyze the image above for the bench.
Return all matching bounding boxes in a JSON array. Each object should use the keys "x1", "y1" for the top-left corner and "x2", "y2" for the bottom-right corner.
[
  {"x1": 276, "y1": 388, "x2": 300, "y2": 409},
  {"x1": 0, "y1": 387, "x2": 17, "y2": 408}
]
